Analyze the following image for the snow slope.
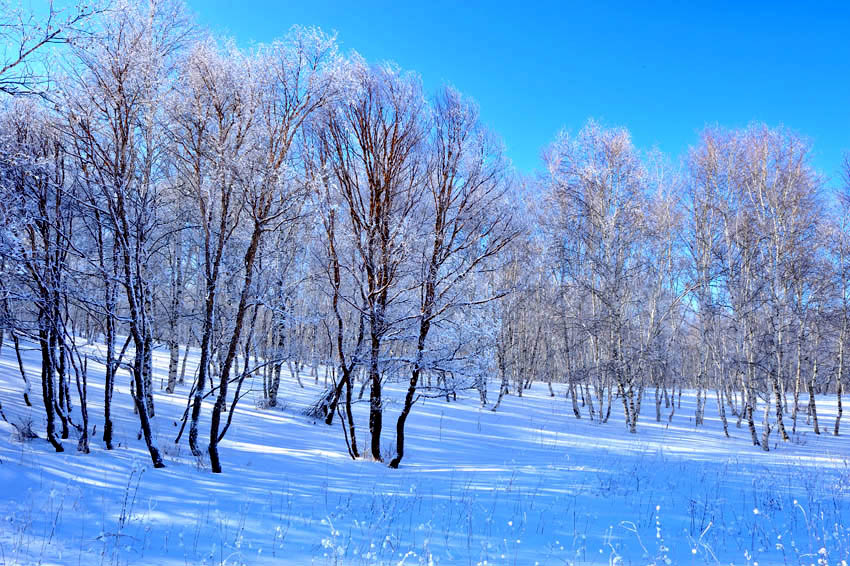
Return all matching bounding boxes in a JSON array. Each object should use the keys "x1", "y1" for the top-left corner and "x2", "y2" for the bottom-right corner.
[{"x1": 0, "y1": 338, "x2": 848, "y2": 565}]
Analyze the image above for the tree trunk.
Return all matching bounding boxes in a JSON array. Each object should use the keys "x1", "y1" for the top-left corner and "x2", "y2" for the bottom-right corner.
[
  {"x1": 189, "y1": 277, "x2": 217, "y2": 458},
  {"x1": 836, "y1": 372, "x2": 843, "y2": 436},
  {"x1": 131, "y1": 337, "x2": 164, "y2": 467},
  {"x1": 773, "y1": 376, "x2": 790, "y2": 441},
  {"x1": 368, "y1": 329, "x2": 383, "y2": 461},
  {"x1": 209, "y1": 225, "x2": 263, "y2": 473},
  {"x1": 761, "y1": 398, "x2": 771, "y2": 451},
  {"x1": 12, "y1": 333, "x2": 32, "y2": 407},
  {"x1": 166, "y1": 233, "x2": 184, "y2": 394},
  {"x1": 72, "y1": 355, "x2": 90, "y2": 454},
  {"x1": 808, "y1": 377, "x2": 820, "y2": 434},
  {"x1": 717, "y1": 388, "x2": 729, "y2": 438},
  {"x1": 38, "y1": 321, "x2": 63, "y2": 452},
  {"x1": 571, "y1": 383, "x2": 582, "y2": 419},
  {"x1": 491, "y1": 346, "x2": 509, "y2": 412}
]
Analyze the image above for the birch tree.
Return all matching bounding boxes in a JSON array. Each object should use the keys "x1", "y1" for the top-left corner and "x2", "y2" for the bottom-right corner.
[
  {"x1": 62, "y1": 0, "x2": 192, "y2": 467},
  {"x1": 317, "y1": 60, "x2": 427, "y2": 461},
  {"x1": 389, "y1": 86, "x2": 516, "y2": 468}
]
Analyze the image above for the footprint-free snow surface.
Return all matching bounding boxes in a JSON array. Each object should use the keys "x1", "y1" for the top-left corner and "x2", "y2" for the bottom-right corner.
[{"x1": 0, "y1": 338, "x2": 848, "y2": 565}]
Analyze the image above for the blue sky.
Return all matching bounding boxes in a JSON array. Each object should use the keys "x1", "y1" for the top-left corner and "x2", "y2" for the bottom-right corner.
[{"x1": 186, "y1": 1, "x2": 850, "y2": 185}]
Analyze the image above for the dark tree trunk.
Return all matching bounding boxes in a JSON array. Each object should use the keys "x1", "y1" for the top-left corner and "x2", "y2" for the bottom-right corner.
[
  {"x1": 12, "y1": 333, "x2": 32, "y2": 407},
  {"x1": 209, "y1": 223, "x2": 263, "y2": 473},
  {"x1": 72, "y1": 354, "x2": 90, "y2": 454},
  {"x1": 836, "y1": 374, "x2": 843, "y2": 436},
  {"x1": 166, "y1": 233, "x2": 184, "y2": 394},
  {"x1": 389, "y1": 316, "x2": 431, "y2": 469},
  {"x1": 103, "y1": 318, "x2": 115, "y2": 449},
  {"x1": 368, "y1": 330, "x2": 383, "y2": 462},
  {"x1": 773, "y1": 375, "x2": 789, "y2": 441},
  {"x1": 132, "y1": 339, "x2": 164, "y2": 468},
  {"x1": 189, "y1": 277, "x2": 216, "y2": 458},
  {"x1": 38, "y1": 322, "x2": 63, "y2": 452}
]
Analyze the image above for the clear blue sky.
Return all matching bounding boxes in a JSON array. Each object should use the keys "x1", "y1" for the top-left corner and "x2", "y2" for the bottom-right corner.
[{"x1": 186, "y1": 1, "x2": 850, "y2": 185}]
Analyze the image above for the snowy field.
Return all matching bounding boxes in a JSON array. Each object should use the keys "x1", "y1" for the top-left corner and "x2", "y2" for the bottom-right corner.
[{"x1": 0, "y1": 339, "x2": 848, "y2": 566}]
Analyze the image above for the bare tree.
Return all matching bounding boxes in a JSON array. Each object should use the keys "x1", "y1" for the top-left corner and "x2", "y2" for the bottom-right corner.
[
  {"x1": 543, "y1": 120, "x2": 653, "y2": 433},
  {"x1": 318, "y1": 60, "x2": 427, "y2": 461},
  {"x1": 389, "y1": 86, "x2": 516, "y2": 468},
  {"x1": 829, "y1": 154, "x2": 850, "y2": 436},
  {"x1": 0, "y1": 99, "x2": 74, "y2": 452},
  {"x1": 0, "y1": 0, "x2": 98, "y2": 96},
  {"x1": 62, "y1": 0, "x2": 192, "y2": 468},
  {"x1": 205, "y1": 28, "x2": 341, "y2": 473},
  {"x1": 169, "y1": 39, "x2": 260, "y2": 462}
]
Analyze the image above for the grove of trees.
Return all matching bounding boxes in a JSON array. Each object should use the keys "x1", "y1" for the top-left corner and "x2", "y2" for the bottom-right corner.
[{"x1": 0, "y1": 0, "x2": 846, "y2": 472}]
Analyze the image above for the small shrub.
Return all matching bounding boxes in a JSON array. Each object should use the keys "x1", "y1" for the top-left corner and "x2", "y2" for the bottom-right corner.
[
  {"x1": 256, "y1": 397, "x2": 289, "y2": 412},
  {"x1": 381, "y1": 442, "x2": 396, "y2": 464},
  {"x1": 11, "y1": 417, "x2": 38, "y2": 443},
  {"x1": 304, "y1": 388, "x2": 335, "y2": 420}
]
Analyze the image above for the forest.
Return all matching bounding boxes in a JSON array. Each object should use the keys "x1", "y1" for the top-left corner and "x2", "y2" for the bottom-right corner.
[
  {"x1": 0, "y1": 2, "x2": 849, "y2": 564},
  {"x1": 0, "y1": 0, "x2": 847, "y2": 471}
]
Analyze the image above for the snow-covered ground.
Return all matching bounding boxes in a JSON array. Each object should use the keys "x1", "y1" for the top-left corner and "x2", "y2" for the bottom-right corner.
[{"x1": 0, "y1": 338, "x2": 848, "y2": 566}]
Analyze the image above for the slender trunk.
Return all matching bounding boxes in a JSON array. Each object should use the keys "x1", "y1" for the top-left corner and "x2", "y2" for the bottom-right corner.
[
  {"x1": 189, "y1": 279, "x2": 216, "y2": 458},
  {"x1": 72, "y1": 354, "x2": 90, "y2": 454},
  {"x1": 12, "y1": 333, "x2": 32, "y2": 407},
  {"x1": 325, "y1": 366, "x2": 345, "y2": 425},
  {"x1": 209, "y1": 225, "x2": 263, "y2": 473},
  {"x1": 103, "y1": 295, "x2": 116, "y2": 449},
  {"x1": 760, "y1": 395, "x2": 771, "y2": 452},
  {"x1": 39, "y1": 322, "x2": 63, "y2": 452},
  {"x1": 836, "y1": 332, "x2": 844, "y2": 436},
  {"x1": 655, "y1": 386, "x2": 662, "y2": 422},
  {"x1": 477, "y1": 375, "x2": 488, "y2": 407},
  {"x1": 48, "y1": 308, "x2": 70, "y2": 440},
  {"x1": 792, "y1": 334, "x2": 803, "y2": 434},
  {"x1": 617, "y1": 380, "x2": 632, "y2": 431},
  {"x1": 695, "y1": 379, "x2": 704, "y2": 427},
  {"x1": 115, "y1": 200, "x2": 164, "y2": 468},
  {"x1": 746, "y1": 389, "x2": 760, "y2": 447},
  {"x1": 142, "y1": 336, "x2": 154, "y2": 417},
  {"x1": 390, "y1": 305, "x2": 432, "y2": 469},
  {"x1": 166, "y1": 234, "x2": 184, "y2": 394},
  {"x1": 836, "y1": 372, "x2": 843, "y2": 436},
  {"x1": 179, "y1": 341, "x2": 190, "y2": 385},
  {"x1": 667, "y1": 384, "x2": 676, "y2": 423},
  {"x1": 131, "y1": 337, "x2": 164, "y2": 468},
  {"x1": 735, "y1": 384, "x2": 744, "y2": 428},
  {"x1": 491, "y1": 346, "x2": 509, "y2": 412},
  {"x1": 102, "y1": 239, "x2": 118, "y2": 449},
  {"x1": 634, "y1": 383, "x2": 645, "y2": 427},
  {"x1": 773, "y1": 375, "x2": 789, "y2": 441},
  {"x1": 725, "y1": 381, "x2": 738, "y2": 418},
  {"x1": 717, "y1": 388, "x2": 729, "y2": 438},
  {"x1": 166, "y1": 338, "x2": 180, "y2": 393},
  {"x1": 269, "y1": 360, "x2": 282, "y2": 407},
  {"x1": 808, "y1": 377, "x2": 820, "y2": 435},
  {"x1": 368, "y1": 327, "x2": 383, "y2": 461},
  {"x1": 571, "y1": 383, "x2": 582, "y2": 419},
  {"x1": 57, "y1": 336, "x2": 71, "y2": 419},
  {"x1": 585, "y1": 381, "x2": 596, "y2": 421}
]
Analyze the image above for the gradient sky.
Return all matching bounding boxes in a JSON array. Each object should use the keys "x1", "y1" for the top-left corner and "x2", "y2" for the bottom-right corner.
[{"x1": 186, "y1": 1, "x2": 850, "y2": 185}]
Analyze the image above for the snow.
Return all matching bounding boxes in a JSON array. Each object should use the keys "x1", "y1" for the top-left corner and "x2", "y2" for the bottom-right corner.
[{"x1": 0, "y1": 338, "x2": 848, "y2": 565}]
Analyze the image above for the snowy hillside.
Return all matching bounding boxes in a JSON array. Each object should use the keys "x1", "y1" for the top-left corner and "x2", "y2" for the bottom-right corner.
[
  {"x1": 0, "y1": 338, "x2": 847, "y2": 566},
  {"x1": 1, "y1": 1, "x2": 849, "y2": 565}
]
